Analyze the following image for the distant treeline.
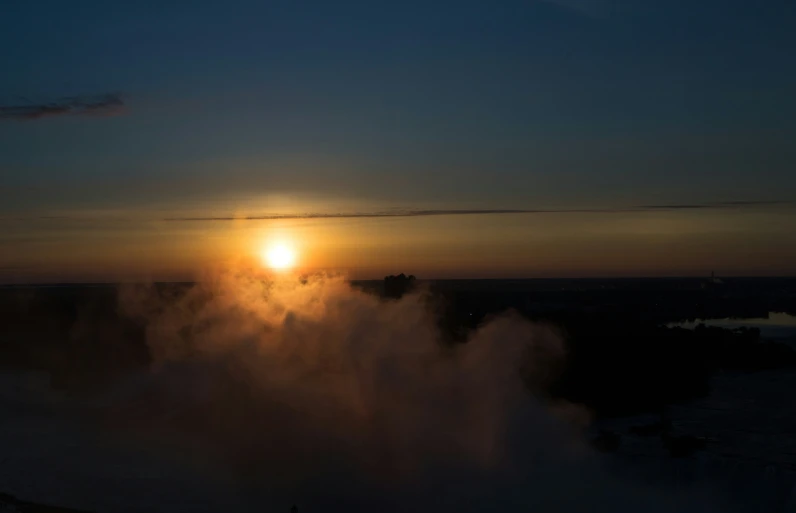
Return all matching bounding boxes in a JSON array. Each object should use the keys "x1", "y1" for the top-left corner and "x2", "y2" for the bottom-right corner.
[
  {"x1": 383, "y1": 274, "x2": 796, "y2": 417},
  {"x1": 544, "y1": 316, "x2": 796, "y2": 417}
]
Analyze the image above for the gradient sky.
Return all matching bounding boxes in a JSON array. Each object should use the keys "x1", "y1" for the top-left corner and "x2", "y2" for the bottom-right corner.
[{"x1": 2, "y1": 0, "x2": 796, "y2": 281}]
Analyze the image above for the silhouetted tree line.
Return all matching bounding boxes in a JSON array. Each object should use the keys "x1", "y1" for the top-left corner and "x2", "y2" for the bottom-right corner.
[
  {"x1": 383, "y1": 273, "x2": 416, "y2": 299},
  {"x1": 0, "y1": 285, "x2": 148, "y2": 391},
  {"x1": 542, "y1": 313, "x2": 796, "y2": 417}
]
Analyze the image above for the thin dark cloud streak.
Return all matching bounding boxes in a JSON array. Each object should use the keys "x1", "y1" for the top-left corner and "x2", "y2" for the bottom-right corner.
[
  {"x1": 0, "y1": 93, "x2": 125, "y2": 120},
  {"x1": 0, "y1": 201, "x2": 790, "y2": 224},
  {"x1": 638, "y1": 200, "x2": 791, "y2": 210},
  {"x1": 162, "y1": 201, "x2": 795, "y2": 222},
  {"x1": 163, "y1": 209, "x2": 605, "y2": 222}
]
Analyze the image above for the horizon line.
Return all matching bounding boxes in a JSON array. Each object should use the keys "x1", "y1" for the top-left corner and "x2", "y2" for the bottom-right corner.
[{"x1": 3, "y1": 275, "x2": 796, "y2": 287}]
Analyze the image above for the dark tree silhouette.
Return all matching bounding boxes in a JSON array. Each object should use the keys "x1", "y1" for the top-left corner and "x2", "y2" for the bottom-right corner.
[{"x1": 383, "y1": 273, "x2": 416, "y2": 299}]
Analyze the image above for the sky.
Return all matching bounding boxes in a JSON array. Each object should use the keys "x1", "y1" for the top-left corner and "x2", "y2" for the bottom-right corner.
[{"x1": 1, "y1": 0, "x2": 796, "y2": 281}]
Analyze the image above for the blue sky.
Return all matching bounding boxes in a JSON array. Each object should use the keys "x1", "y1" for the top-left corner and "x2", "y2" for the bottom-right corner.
[{"x1": 1, "y1": 0, "x2": 796, "y2": 279}]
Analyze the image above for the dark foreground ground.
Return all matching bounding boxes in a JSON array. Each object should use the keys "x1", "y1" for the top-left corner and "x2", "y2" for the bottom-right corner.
[
  {"x1": 1, "y1": 276, "x2": 796, "y2": 512},
  {"x1": 0, "y1": 493, "x2": 93, "y2": 513},
  {"x1": 4, "y1": 276, "x2": 795, "y2": 415}
]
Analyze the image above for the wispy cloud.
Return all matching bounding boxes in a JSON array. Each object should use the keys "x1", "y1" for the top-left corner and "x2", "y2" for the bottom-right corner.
[
  {"x1": 0, "y1": 200, "x2": 789, "y2": 224},
  {"x1": 638, "y1": 200, "x2": 790, "y2": 210},
  {"x1": 0, "y1": 93, "x2": 125, "y2": 121},
  {"x1": 161, "y1": 201, "x2": 794, "y2": 222}
]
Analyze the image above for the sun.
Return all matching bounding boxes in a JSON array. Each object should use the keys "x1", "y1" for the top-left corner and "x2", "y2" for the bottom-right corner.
[{"x1": 263, "y1": 243, "x2": 297, "y2": 271}]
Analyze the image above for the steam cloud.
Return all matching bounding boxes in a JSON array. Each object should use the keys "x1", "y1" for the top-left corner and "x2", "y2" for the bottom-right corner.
[{"x1": 95, "y1": 267, "x2": 722, "y2": 512}]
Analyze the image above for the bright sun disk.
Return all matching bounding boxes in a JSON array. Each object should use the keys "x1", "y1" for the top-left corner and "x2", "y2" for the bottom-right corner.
[{"x1": 264, "y1": 243, "x2": 297, "y2": 271}]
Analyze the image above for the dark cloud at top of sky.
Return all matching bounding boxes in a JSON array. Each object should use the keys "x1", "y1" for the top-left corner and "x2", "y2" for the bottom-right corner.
[
  {"x1": 537, "y1": 0, "x2": 673, "y2": 19},
  {"x1": 538, "y1": 0, "x2": 611, "y2": 17},
  {"x1": 0, "y1": 94, "x2": 125, "y2": 121}
]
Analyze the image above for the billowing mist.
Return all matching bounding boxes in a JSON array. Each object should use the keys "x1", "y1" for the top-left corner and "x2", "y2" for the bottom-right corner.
[{"x1": 1, "y1": 268, "x2": 723, "y2": 512}]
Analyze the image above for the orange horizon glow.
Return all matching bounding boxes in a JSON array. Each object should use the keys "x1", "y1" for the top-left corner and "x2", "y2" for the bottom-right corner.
[{"x1": 3, "y1": 207, "x2": 796, "y2": 283}]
